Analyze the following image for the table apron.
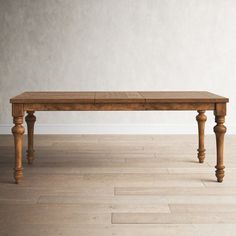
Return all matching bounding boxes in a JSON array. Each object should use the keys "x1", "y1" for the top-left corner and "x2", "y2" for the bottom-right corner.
[{"x1": 23, "y1": 103, "x2": 216, "y2": 111}]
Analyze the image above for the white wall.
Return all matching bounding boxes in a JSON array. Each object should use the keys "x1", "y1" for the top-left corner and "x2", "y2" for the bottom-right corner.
[{"x1": 0, "y1": 0, "x2": 235, "y2": 134}]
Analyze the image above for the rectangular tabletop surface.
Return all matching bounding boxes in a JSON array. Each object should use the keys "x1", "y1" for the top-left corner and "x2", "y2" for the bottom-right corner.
[{"x1": 10, "y1": 91, "x2": 229, "y2": 104}]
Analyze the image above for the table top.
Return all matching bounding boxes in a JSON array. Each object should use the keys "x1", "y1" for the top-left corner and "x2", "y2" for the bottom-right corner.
[{"x1": 10, "y1": 91, "x2": 229, "y2": 104}]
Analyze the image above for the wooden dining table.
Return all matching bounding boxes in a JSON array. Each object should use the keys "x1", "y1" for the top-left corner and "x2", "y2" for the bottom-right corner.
[{"x1": 10, "y1": 91, "x2": 229, "y2": 184}]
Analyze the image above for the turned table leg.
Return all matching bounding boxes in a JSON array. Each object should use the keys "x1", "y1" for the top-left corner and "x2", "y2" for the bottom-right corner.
[
  {"x1": 214, "y1": 103, "x2": 227, "y2": 182},
  {"x1": 196, "y1": 110, "x2": 207, "y2": 163},
  {"x1": 12, "y1": 116, "x2": 25, "y2": 184},
  {"x1": 25, "y1": 111, "x2": 36, "y2": 164}
]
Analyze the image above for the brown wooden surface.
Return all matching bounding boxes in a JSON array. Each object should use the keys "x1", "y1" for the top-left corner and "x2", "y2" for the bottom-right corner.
[
  {"x1": 9, "y1": 91, "x2": 229, "y2": 184},
  {"x1": 10, "y1": 91, "x2": 229, "y2": 104}
]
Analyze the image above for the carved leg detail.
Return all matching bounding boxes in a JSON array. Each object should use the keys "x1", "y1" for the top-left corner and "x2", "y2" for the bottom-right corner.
[
  {"x1": 12, "y1": 116, "x2": 25, "y2": 184},
  {"x1": 196, "y1": 110, "x2": 207, "y2": 163},
  {"x1": 214, "y1": 115, "x2": 226, "y2": 182},
  {"x1": 25, "y1": 111, "x2": 36, "y2": 164}
]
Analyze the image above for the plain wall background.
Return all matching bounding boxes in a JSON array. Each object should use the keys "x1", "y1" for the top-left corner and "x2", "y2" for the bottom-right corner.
[{"x1": 0, "y1": 0, "x2": 235, "y2": 134}]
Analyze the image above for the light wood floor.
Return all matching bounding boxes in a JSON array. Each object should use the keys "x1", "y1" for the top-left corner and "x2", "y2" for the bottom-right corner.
[{"x1": 1, "y1": 134, "x2": 236, "y2": 236}]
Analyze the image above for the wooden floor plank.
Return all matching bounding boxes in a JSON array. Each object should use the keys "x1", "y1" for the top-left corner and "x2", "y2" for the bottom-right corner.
[
  {"x1": 115, "y1": 187, "x2": 236, "y2": 196},
  {"x1": 38, "y1": 195, "x2": 236, "y2": 205},
  {"x1": 112, "y1": 212, "x2": 236, "y2": 224},
  {"x1": 1, "y1": 224, "x2": 236, "y2": 236},
  {"x1": 169, "y1": 204, "x2": 236, "y2": 213}
]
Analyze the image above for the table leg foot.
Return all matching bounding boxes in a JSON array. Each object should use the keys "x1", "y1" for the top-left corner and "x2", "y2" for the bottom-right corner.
[
  {"x1": 14, "y1": 167, "x2": 23, "y2": 184},
  {"x1": 215, "y1": 166, "x2": 225, "y2": 183}
]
